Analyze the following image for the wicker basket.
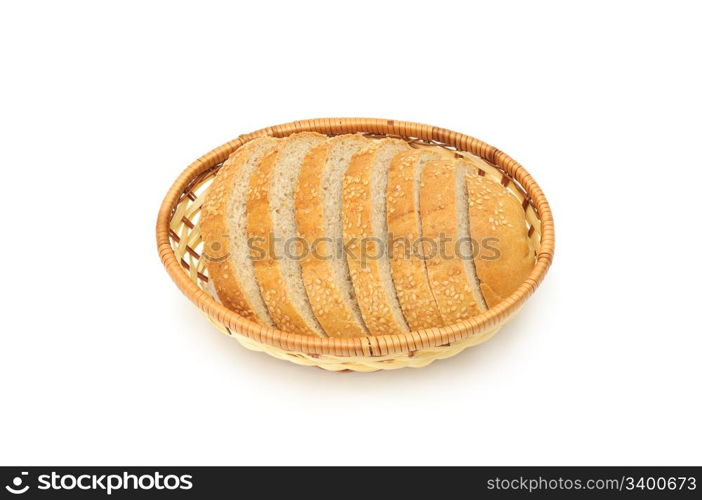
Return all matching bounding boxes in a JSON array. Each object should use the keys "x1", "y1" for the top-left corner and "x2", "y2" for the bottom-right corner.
[{"x1": 156, "y1": 118, "x2": 554, "y2": 371}]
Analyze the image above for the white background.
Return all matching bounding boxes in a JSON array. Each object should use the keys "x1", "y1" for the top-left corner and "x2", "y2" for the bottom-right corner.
[{"x1": 1, "y1": 1, "x2": 700, "y2": 466}]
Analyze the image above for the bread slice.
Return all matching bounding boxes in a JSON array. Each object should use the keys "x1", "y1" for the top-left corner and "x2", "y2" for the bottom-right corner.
[
  {"x1": 420, "y1": 158, "x2": 487, "y2": 324},
  {"x1": 295, "y1": 134, "x2": 370, "y2": 338},
  {"x1": 386, "y1": 149, "x2": 445, "y2": 331},
  {"x1": 247, "y1": 132, "x2": 328, "y2": 337},
  {"x1": 342, "y1": 139, "x2": 411, "y2": 336},
  {"x1": 200, "y1": 137, "x2": 279, "y2": 326},
  {"x1": 464, "y1": 166, "x2": 534, "y2": 307}
]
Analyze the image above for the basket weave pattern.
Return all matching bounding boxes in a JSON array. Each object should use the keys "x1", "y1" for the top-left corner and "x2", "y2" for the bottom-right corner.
[{"x1": 156, "y1": 118, "x2": 554, "y2": 371}]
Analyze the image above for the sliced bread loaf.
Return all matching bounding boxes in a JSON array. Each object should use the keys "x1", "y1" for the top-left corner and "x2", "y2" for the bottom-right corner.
[
  {"x1": 247, "y1": 132, "x2": 328, "y2": 337},
  {"x1": 386, "y1": 149, "x2": 445, "y2": 331},
  {"x1": 342, "y1": 139, "x2": 411, "y2": 336},
  {"x1": 420, "y1": 158, "x2": 487, "y2": 324},
  {"x1": 295, "y1": 134, "x2": 370, "y2": 338},
  {"x1": 200, "y1": 136, "x2": 279, "y2": 326}
]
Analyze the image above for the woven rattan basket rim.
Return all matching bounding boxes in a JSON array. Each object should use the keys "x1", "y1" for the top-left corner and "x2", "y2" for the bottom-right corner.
[{"x1": 156, "y1": 118, "x2": 555, "y2": 357}]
